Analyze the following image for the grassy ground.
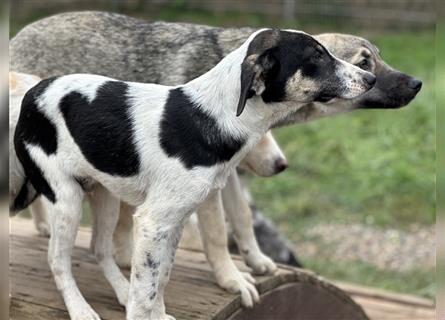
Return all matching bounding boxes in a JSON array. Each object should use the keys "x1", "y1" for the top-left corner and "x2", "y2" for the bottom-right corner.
[{"x1": 10, "y1": 5, "x2": 435, "y2": 298}]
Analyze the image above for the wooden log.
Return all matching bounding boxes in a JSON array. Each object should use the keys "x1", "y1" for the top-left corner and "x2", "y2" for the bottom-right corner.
[{"x1": 10, "y1": 218, "x2": 368, "y2": 319}]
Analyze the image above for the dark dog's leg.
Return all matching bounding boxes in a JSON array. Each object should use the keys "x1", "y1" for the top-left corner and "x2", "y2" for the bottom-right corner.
[{"x1": 251, "y1": 208, "x2": 304, "y2": 268}]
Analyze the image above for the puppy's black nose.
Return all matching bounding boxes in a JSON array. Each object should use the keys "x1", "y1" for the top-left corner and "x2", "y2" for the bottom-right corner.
[
  {"x1": 364, "y1": 74, "x2": 376, "y2": 87},
  {"x1": 408, "y1": 78, "x2": 422, "y2": 92},
  {"x1": 274, "y1": 158, "x2": 288, "y2": 173}
]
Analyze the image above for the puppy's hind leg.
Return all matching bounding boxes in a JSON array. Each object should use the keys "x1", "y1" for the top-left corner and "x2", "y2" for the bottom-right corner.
[
  {"x1": 46, "y1": 180, "x2": 100, "y2": 320},
  {"x1": 88, "y1": 185, "x2": 130, "y2": 307},
  {"x1": 197, "y1": 189, "x2": 259, "y2": 308},
  {"x1": 222, "y1": 173, "x2": 277, "y2": 275}
]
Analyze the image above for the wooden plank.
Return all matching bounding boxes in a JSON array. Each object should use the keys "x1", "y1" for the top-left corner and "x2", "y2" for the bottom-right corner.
[
  {"x1": 335, "y1": 281, "x2": 435, "y2": 308},
  {"x1": 10, "y1": 218, "x2": 433, "y2": 320}
]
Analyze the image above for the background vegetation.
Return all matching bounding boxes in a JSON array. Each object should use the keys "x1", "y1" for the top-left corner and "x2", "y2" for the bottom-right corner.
[{"x1": 10, "y1": 1, "x2": 435, "y2": 299}]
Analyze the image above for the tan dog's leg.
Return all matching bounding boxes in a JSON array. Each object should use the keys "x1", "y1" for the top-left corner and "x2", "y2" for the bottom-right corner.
[
  {"x1": 197, "y1": 188, "x2": 259, "y2": 307},
  {"x1": 222, "y1": 172, "x2": 277, "y2": 275},
  {"x1": 88, "y1": 186, "x2": 129, "y2": 306},
  {"x1": 113, "y1": 201, "x2": 135, "y2": 268},
  {"x1": 30, "y1": 197, "x2": 51, "y2": 237}
]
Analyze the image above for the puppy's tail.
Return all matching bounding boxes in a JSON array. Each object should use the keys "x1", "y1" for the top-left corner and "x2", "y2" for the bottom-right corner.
[{"x1": 10, "y1": 177, "x2": 38, "y2": 216}]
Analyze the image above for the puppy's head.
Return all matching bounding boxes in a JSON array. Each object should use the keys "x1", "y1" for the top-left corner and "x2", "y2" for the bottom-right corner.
[
  {"x1": 239, "y1": 131, "x2": 287, "y2": 177},
  {"x1": 236, "y1": 29, "x2": 376, "y2": 116},
  {"x1": 316, "y1": 33, "x2": 422, "y2": 109}
]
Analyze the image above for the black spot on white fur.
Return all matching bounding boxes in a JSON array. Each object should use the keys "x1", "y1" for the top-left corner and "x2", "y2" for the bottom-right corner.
[
  {"x1": 14, "y1": 77, "x2": 59, "y2": 205},
  {"x1": 145, "y1": 253, "x2": 160, "y2": 270},
  {"x1": 160, "y1": 88, "x2": 246, "y2": 169},
  {"x1": 59, "y1": 81, "x2": 140, "y2": 176}
]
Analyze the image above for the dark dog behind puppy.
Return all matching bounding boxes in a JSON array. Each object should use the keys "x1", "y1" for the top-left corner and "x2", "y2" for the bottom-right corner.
[{"x1": 10, "y1": 11, "x2": 421, "y2": 267}]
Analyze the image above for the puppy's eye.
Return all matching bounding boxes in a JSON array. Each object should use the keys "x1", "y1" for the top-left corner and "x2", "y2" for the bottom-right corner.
[
  {"x1": 315, "y1": 46, "x2": 324, "y2": 58},
  {"x1": 357, "y1": 59, "x2": 370, "y2": 70}
]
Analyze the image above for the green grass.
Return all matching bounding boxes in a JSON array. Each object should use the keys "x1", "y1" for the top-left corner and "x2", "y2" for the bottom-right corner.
[
  {"x1": 248, "y1": 31, "x2": 435, "y2": 232},
  {"x1": 307, "y1": 258, "x2": 435, "y2": 299}
]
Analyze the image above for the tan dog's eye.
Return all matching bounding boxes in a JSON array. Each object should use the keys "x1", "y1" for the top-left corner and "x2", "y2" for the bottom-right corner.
[{"x1": 357, "y1": 58, "x2": 370, "y2": 70}]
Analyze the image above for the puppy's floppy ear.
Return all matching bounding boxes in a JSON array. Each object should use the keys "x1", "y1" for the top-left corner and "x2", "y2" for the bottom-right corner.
[{"x1": 237, "y1": 49, "x2": 279, "y2": 116}]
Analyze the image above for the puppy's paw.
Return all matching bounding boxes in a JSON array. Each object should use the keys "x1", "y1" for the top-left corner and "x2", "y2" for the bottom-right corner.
[
  {"x1": 244, "y1": 252, "x2": 277, "y2": 275},
  {"x1": 70, "y1": 306, "x2": 101, "y2": 320},
  {"x1": 36, "y1": 222, "x2": 50, "y2": 237},
  {"x1": 240, "y1": 271, "x2": 256, "y2": 284},
  {"x1": 217, "y1": 269, "x2": 260, "y2": 308}
]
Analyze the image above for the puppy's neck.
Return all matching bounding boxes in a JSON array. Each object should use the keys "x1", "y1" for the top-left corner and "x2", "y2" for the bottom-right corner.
[{"x1": 183, "y1": 42, "x2": 270, "y2": 140}]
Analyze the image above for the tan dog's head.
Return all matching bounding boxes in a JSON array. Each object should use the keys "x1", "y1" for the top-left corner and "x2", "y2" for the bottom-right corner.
[
  {"x1": 315, "y1": 33, "x2": 422, "y2": 109},
  {"x1": 239, "y1": 131, "x2": 287, "y2": 177}
]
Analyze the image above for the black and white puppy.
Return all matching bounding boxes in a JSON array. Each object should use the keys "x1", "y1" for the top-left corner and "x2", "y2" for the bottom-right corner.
[{"x1": 13, "y1": 29, "x2": 375, "y2": 320}]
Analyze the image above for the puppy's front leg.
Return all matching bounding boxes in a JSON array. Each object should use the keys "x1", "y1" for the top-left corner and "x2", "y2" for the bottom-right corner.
[
  {"x1": 222, "y1": 172, "x2": 277, "y2": 275},
  {"x1": 127, "y1": 203, "x2": 184, "y2": 320},
  {"x1": 197, "y1": 190, "x2": 259, "y2": 308}
]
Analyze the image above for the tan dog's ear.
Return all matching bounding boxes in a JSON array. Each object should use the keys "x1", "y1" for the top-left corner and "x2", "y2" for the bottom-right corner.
[{"x1": 237, "y1": 49, "x2": 279, "y2": 116}]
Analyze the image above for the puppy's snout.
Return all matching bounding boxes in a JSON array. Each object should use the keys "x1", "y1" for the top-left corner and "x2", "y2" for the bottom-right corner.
[
  {"x1": 364, "y1": 73, "x2": 376, "y2": 87},
  {"x1": 274, "y1": 158, "x2": 288, "y2": 173},
  {"x1": 408, "y1": 78, "x2": 422, "y2": 92}
]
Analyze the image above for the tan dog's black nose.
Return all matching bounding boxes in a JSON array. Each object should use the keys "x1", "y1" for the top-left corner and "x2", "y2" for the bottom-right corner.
[
  {"x1": 274, "y1": 158, "x2": 288, "y2": 173},
  {"x1": 364, "y1": 73, "x2": 376, "y2": 87}
]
